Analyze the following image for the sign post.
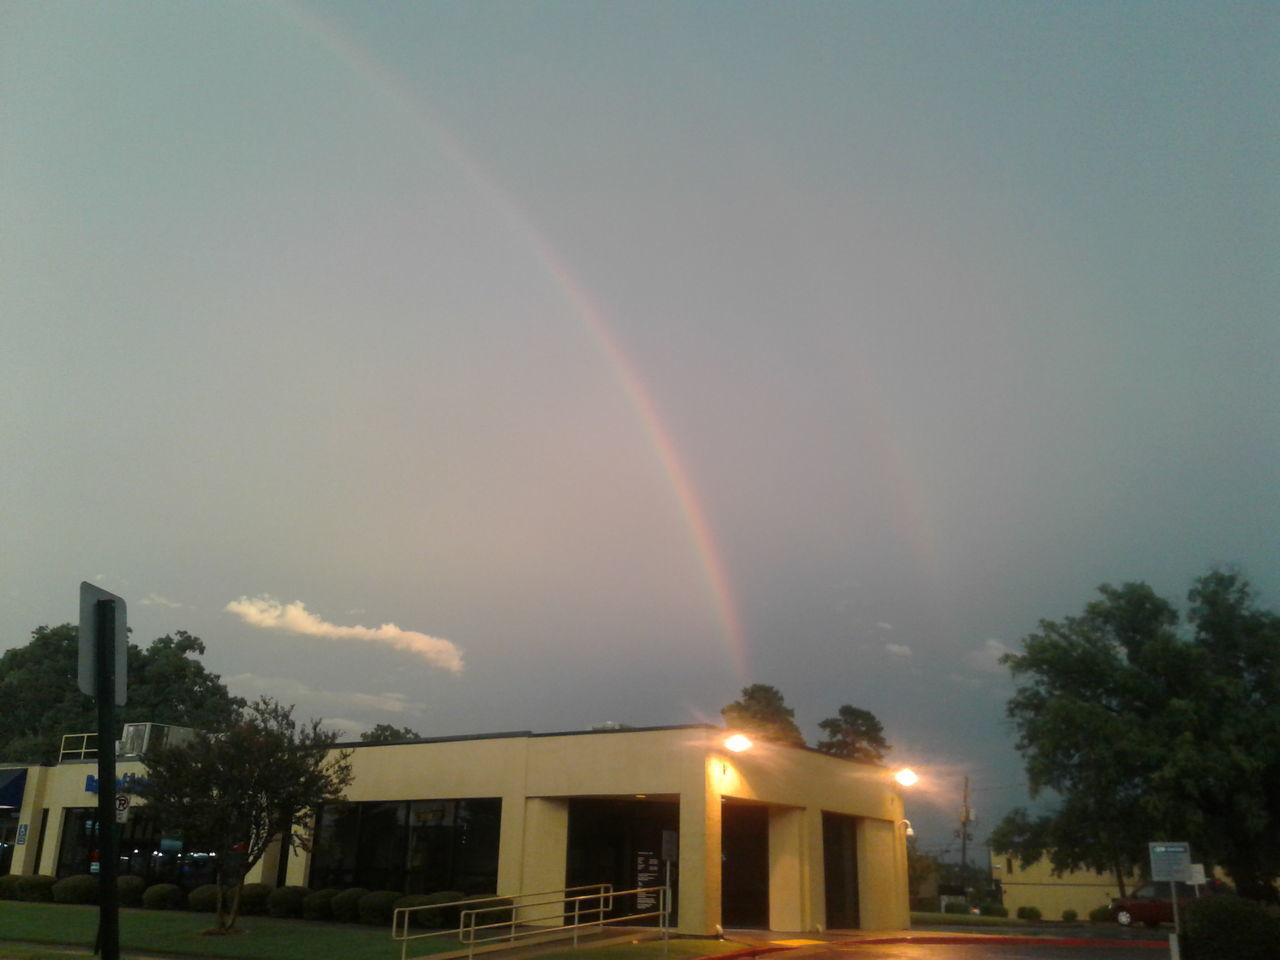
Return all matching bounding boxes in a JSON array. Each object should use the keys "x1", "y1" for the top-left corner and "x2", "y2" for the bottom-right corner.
[
  {"x1": 80, "y1": 583, "x2": 126, "y2": 960},
  {"x1": 1150, "y1": 842, "x2": 1191, "y2": 960}
]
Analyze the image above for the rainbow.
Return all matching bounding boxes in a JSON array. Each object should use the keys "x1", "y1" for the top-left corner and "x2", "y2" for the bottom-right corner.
[{"x1": 272, "y1": 1, "x2": 750, "y2": 678}]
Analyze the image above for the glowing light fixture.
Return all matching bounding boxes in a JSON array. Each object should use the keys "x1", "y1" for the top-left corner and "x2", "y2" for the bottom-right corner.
[
  {"x1": 723, "y1": 734, "x2": 752, "y2": 753},
  {"x1": 894, "y1": 768, "x2": 919, "y2": 787},
  {"x1": 900, "y1": 819, "x2": 915, "y2": 837}
]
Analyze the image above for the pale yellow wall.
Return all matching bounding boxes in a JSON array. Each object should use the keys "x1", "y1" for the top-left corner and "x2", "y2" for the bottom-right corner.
[
  {"x1": 767, "y1": 806, "x2": 805, "y2": 930},
  {"x1": 857, "y1": 818, "x2": 909, "y2": 930},
  {"x1": 992, "y1": 855, "x2": 1132, "y2": 919},
  {"x1": 517, "y1": 798, "x2": 569, "y2": 924}
]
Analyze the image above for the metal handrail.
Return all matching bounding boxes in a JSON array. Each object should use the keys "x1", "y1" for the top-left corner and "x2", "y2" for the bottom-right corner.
[{"x1": 393, "y1": 882, "x2": 669, "y2": 960}]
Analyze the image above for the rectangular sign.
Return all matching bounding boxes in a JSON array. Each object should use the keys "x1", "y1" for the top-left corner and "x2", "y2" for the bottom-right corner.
[
  {"x1": 16, "y1": 824, "x2": 27, "y2": 845},
  {"x1": 1149, "y1": 841, "x2": 1192, "y2": 882},
  {"x1": 78, "y1": 582, "x2": 127, "y2": 705}
]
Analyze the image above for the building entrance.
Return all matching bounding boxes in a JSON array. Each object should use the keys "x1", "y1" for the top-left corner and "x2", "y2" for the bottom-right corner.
[
  {"x1": 565, "y1": 798, "x2": 678, "y2": 925},
  {"x1": 721, "y1": 802, "x2": 769, "y2": 928},
  {"x1": 822, "y1": 812, "x2": 860, "y2": 929}
]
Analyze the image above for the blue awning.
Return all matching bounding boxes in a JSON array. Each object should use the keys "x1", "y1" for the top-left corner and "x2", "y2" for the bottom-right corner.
[{"x1": 0, "y1": 768, "x2": 28, "y2": 810}]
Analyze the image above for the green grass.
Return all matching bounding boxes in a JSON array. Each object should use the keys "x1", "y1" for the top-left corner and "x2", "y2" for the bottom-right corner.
[
  {"x1": 0, "y1": 903, "x2": 744, "y2": 960},
  {"x1": 910, "y1": 911, "x2": 1038, "y2": 927}
]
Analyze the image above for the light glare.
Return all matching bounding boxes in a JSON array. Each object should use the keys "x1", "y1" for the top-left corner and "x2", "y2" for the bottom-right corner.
[
  {"x1": 724, "y1": 734, "x2": 752, "y2": 753},
  {"x1": 894, "y1": 768, "x2": 919, "y2": 787}
]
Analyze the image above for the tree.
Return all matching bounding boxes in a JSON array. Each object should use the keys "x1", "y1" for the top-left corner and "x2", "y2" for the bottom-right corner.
[
  {"x1": 815, "y1": 705, "x2": 890, "y2": 763},
  {"x1": 994, "y1": 571, "x2": 1280, "y2": 901},
  {"x1": 721, "y1": 683, "x2": 805, "y2": 747},
  {"x1": 0, "y1": 625, "x2": 245, "y2": 763},
  {"x1": 905, "y1": 835, "x2": 938, "y2": 900},
  {"x1": 138, "y1": 698, "x2": 352, "y2": 931},
  {"x1": 359, "y1": 723, "x2": 421, "y2": 743}
]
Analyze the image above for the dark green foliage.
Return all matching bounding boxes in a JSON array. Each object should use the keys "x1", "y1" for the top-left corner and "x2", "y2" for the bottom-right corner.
[
  {"x1": 139, "y1": 697, "x2": 352, "y2": 931},
  {"x1": 268, "y1": 885, "x2": 310, "y2": 918},
  {"x1": 0, "y1": 624, "x2": 245, "y2": 764},
  {"x1": 815, "y1": 705, "x2": 891, "y2": 763},
  {"x1": 979, "y1": 903, "x2": 1008, "y2": 917},
  {"x1": 943, "y1": 901, "x2": 970, "y2": 914},
  {"x1": 0, "y1": 874, "x2": 22, "y2": 899},
  {"x1": 187, "y1": 884, "x2": 224, "y2": 912},
  {"x1": 52, "y1": 874, "x2": 99, "y2": 904},
  {"x1": 720, "y1": 684, "x2": 805, "y2": 747},
  {"x1": 141, "y1": 883, "x2": 184, "y2": 910},
  {"x1": 1062, "y1": 908, "x2": 1078, "y2": 922},
  {"x1": 997, "y1": 571, "x2": 1280, "y2": 901},
  {"x1": 1183, "y1": 896, "x2": 1280, "y2": 960},
  {"x1": 1016, "y1": 905, "x2": 1042, "y2": 921},
  {"x1": 398, "y1": 890, "x2": 468, "y2": 928},
  {"x1": 302, "y1": 888, "x2": 341, "y2": 920},
  {"x1": 15, "y1": 875, "x2": 56, "y2": 902},
  {"x1": 235, "y1": 882, "x2": 272, "y2": 916},
  {"x1": 1089, "y1": 905, "x2": 1113, "y2": 923},
  {"x1": 117, "y1": 874, "x2": 146, "y2": 907},
  {"x1": 359, "y1": 724, "x2": 422, "y2": 743},
  {"x1": 358, "y1": 890, "x2": 404, "y2": 925},
  {"x1": 459, "y1": 896, "x2": 514, "y2": 932},
  {"x1": 331, "y1": 887, "x2": 370, "y2": 922}
]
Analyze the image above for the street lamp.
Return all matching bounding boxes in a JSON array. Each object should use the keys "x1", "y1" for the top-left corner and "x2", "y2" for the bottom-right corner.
[
  {"x1": 723, "y1": 733, "x2": 752, "y2": 753},
  {"x1": 894, "y1": 768, "x2": 919, "y2": 787}
]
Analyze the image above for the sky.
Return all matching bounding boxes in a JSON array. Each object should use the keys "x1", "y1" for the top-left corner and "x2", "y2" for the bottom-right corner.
[{"x1": 2, "y1": 1, "x2": 1277, "y2": 858}]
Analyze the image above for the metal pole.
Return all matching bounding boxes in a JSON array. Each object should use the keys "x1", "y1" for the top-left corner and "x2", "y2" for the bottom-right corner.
[{"x1": 94, "y1": 599, "x2": 119, "y2": 960}]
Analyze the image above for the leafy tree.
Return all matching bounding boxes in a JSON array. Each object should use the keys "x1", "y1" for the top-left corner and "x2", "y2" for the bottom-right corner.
[
  {"x1": 0, "y1": 625, "x2": 245, "y2": 763},
  {"x1": 721, "y1": 683, "x2": 805, "y2": 747},
  {"x1": 359, "y1": 723, "x2": 421, "y2": 743},
  {"x1": 138, "y1": 698, "x2": 352, "y2": 931},
  {"x1": 905, "y1": 836, "x2": 938, "y2": 900},
  {"x1": 994, "y1": 571, "x2": 1280, "y2": 901},
  {"x1": 815, "y1": 705, "x2": 890, "y2": 763}
]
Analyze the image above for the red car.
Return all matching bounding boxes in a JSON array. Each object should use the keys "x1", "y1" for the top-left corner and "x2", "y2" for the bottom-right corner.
[{"x1": 1110, "y1": 879, "x2": 1234, "y2": 927}]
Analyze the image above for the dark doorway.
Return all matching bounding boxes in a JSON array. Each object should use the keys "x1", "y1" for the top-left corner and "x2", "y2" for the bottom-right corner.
[
  {"x1": 721, "y1": 802, "x2": 769, "y2": 928},
  {"x1": 566, "y1": 798, "x2": 678, "y2": 925},
  {"x1": 822, "y1": 812, "x2": 860, "y2": 930}
]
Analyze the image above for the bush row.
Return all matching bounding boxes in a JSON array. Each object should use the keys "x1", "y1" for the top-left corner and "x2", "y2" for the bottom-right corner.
[{"x1": 0, "y1": 874, "x2": 513, "y2": 928}]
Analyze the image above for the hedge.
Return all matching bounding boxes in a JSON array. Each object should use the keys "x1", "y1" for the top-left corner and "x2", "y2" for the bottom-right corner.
[
  {"x1": 52, "y1": 874, "x2": 100, "y2": 904},
  {"x1": 1184, "y1": 896, "x2": 1280, "y2": 960},
  {"x1": 15, "y1": 875, "x2": 57, "y2": 902},
  {"x1": 1089, "y1": 905, "x2": 1113, "y2": 923},
  {"x1": 1062, "y1": 908, "x2": 1078, "y2": 923},
  {"x1": 358, "y1": 890, "x2": 404, "y2": 925},
  {"x1": 142, "y1": 883, "x2": 184, "y2": 910},
  {"x1": 235, "y1": 882, "x2": 273, "y2": 916},
  {"x1": 978, "y1": 903, "x2": 1008, "y2": 917},
  {"x1": 268, "y1": 885, "x2": 311, "y2": 918},
  {"x1": 187, "y1": 884, "x2": 225, "y2": 912},
  {"x1": 118, "y1": 875, "x2": 146, "y2": 907},
  {"x1": 302, "y1": 888, "x2": 341, "y2": 921},
  {"x1": 0, "y1": 874, "x2": 22, "y2": 900},
  {"x1": 1016, "y1": 905, "x2": 1042, "y2": 921},
  {"x1": 331, "y1": 887, "x2": 370, "y2": 923}
]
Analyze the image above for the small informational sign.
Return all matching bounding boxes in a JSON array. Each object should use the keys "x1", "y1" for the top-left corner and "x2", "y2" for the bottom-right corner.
[
  {"x1": 1150, "y1": 842, "x2": 1192, "y2": 882},
  {"x1": 115, "y1": 793, "x2": 131, "y2": 824},
  {"x1": 1188, "y1": 863, "x2": 1206, "y2": 886},
  {"x1": 78, "y1": 582, "x2": 128, "y2": 705},
  {"x1": 635, "y1": 850, "x2": 660, "y2": 910},
  {"x1": 661, "y1": 829, "x2": 678, "y2": 862},
  {"x1": 16, "y1": 824, "x2": 28, "y2": 845}
]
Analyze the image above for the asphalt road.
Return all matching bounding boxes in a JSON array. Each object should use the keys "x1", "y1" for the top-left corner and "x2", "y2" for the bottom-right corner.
[{"x1": 783, "y1": 942, "x2": 1166, "y2": 960}]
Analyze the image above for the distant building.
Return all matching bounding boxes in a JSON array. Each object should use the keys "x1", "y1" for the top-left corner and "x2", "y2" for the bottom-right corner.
[
  {"x1": 992, "y1": 853, "x2": 1135, "y2": 918},
  {"x1": 1, "y1": 723, "x2": 912, "y2": 933}
]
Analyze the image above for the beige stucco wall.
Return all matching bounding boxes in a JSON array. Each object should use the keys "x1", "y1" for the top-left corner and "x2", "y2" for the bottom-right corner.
[
  {"x1": 992, "y1": 855, "x2": 1132, "y2": 919},
  {"x1": 5, "y1": 727, "x2": 910, "y2": 935}
]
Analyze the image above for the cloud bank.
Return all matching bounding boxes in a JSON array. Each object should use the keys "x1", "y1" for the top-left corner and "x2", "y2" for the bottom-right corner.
[
  {"x1": 884, "y1": 642, "x2": 913, "y2": 657},
  {"x1": 965, "y1": 638, "x2": 1015, "y2": 675},
  {"x1": 226, "y1": 596, "x2": 464, "y2": 672}
]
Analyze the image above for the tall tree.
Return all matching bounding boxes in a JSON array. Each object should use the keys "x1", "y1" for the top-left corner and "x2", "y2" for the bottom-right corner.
[
  {"x1": 359, "y1": 723, "x2": 422, "y2": 743},
  {"x1": 0, "y1": 625, "x2": 245, "y2": 763},
  {"x1": 721, "y1": 683, "x2": 805, "y2": 747},
  {"x1": 815, "y1": 705, "x2": 890, "y2": 763},
  {"x1": 138, "y1": 698, "x2": 352, "y2": 931},
  {"x1": 994, "y1": 571, "x2": 1280, "y2": 901}
]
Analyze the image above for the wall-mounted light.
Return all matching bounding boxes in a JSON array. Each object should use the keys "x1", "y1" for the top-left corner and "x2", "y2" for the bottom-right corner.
[
  {"x1": 723, "y1": 733, "x2": 752, "y2": 753},
  {"x1": 899, "y1": 819, "x2": 915, "y2": 837},
  {"x1": 894, "y1": 768, "x2": 919, "y2": 787}
]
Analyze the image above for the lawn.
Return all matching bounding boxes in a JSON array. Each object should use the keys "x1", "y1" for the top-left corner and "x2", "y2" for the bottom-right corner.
[{"x1": 0, "y1": 903, "x2": 747, "y2": 960}]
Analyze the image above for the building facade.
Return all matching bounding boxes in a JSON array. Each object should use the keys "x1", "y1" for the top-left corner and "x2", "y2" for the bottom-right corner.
[{"x1": 2, "y1": 724, "x2": 911, "y2": 934}]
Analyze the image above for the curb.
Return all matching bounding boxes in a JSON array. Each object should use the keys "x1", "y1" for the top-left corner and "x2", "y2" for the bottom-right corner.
[{"x1": 834, "y1": 935, "x2": 1167, "y2": 949}]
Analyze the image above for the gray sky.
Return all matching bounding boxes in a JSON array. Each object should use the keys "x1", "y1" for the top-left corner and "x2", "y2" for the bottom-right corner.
[{"x1": 3, "y1": 1, "x2": 1276, "y2": 855}]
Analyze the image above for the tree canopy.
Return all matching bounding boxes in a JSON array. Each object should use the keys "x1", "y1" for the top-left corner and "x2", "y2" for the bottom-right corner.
[
  {"x1": 815, "y1": 705, "x2": 891, "y2": 763},
  {"x1": 993, "y1": 570, "x2": 1280, "y2": 901},
  {"x1": 138, "y1": 698, "x2": 352, "y2": 930},
  {"x1": 0, "y1": 624, "x2": 245, "y2": 763},
  {"x1": 359, "y1": 723, "x2": 422, "y2": 743},
  {"x1": 721, "y1": 683, "x2": 805, "y2": 747}
]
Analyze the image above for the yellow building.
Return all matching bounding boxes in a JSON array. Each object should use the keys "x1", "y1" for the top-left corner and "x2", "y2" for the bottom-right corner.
[
  {"x1": 991, "y1": 853, "x2": 1134, "y2": 919},
  {"x1": 1, "y1": 723, "x2": 911, "y2": 934}
]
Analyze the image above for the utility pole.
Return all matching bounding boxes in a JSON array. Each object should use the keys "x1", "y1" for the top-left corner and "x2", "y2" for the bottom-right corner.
[{"x1": 958, "y1": 776, "x2": 973, "y2": 895}]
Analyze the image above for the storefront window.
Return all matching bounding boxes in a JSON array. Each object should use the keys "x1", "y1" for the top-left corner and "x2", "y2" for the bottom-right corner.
[{"x1": 55, "y1": 808, "x2": 216, "y2": 888}]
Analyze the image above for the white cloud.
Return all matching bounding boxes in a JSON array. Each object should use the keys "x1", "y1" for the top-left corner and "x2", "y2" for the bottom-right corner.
[
  {"x1": 965, "y1": 638, "x2": 1015, "y2": 675},
  {"x1": 226, "y1": 673, "x2": 417, "y2": 716},
  {"x1": 225, "y1": 596, "x2": 463, "y2": 672},
  {"x1": 884, "y1": 642, "x2": 913, "y2": 657},
  {"x1": 876, "y1": 621, "x2": 893, "y2": 631},
  {"x1": 140, "y1": 593, "x2": 183, "y2": 608}
]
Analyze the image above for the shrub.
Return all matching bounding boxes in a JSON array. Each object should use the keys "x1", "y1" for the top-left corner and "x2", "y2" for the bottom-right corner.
[
  {"x1": 1062, "y1": 908, "x2": 1078, "y2": 923},
  {"x1": 460, "y1": 895, "x2": 514, "y2": 931},
  {"x1": 269, "y1": 885, "x2": 311, "y2": 918},
  {"x1": 1016, "y1": 905, "x2": 1042, "y2": 921},
  {"x1": 1089, "y1": 905, "x2": 1113, "y2": 923},
  {"x1": 117, "y1": 875, "x2": 146, "y2": 907},
  {"x1": 302, "y1": 888, "x2": 341, "y2": 921},
  {"x1": 187, "y1": 884, "x2": 225, "y2": 912},
  {"x1": 0, "y1": 874, "x2": 22, "y2": 900},
  {"x1": 1184, "y1": 896, "x2": 1280, "y2": 960},
  {"x1": 943, "y1": 901, "x2": 970, "y2": 914},
  {"x1": 141, "y1": 883, "x2": 184, "y2": 910},
  {"x1": 331, "y1": 887, "x2": 370, "y2": 923},
  {"x1": 15, "y1": 875, "x2": 57, "y2": 902},
  {"x1": 235, "y1": 882, "x2": 272, "y2": 916},
  {"x1": 52, "y1": 874, "x2": 100, "y2": 904},
  {"x1": 358, "y1": 890, "x2": 404, "y2": 926},
  {"x1": 978, "y1": 902, "x2": 1008, "y2": 917},
  {"x1": 393, "y1": 890, "x2": 468, "y2": 929}
]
